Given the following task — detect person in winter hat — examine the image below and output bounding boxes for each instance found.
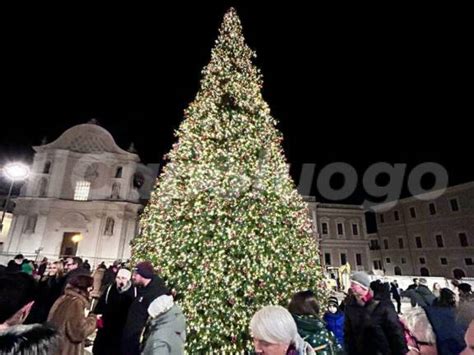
[93,268,137,355]
[250,305,316,355]
[288,291,343,355]
[323,296,345,348]
[122,261,168,355]
[47,274,97,355]
[141,294,186,355]
[344,272,408,355]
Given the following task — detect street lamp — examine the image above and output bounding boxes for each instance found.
[0,162,30,232]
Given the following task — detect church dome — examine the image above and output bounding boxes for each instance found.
[34,122,137,158]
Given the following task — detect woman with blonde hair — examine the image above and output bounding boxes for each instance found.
[26,260,66,324]
[250,305,315,355]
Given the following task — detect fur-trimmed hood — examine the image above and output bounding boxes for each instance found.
[0,323,60,354]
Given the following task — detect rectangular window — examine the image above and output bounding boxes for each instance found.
[459,233,468,247]
[321,223,328,235]
[380,214,385,223]
[23,215,37,233]
[416,237,422,248]
[340,253,347,265]
[465,258,473,266]
[429,203,437,215]
[386,257,391,264]
[352,224,359,236]
[436,234,444,248]
[401,257,406,264]
[394,211,400,221]
[398,238,404,249]
[74,181,91,201]
[419,257,426,264]
[409,207,417,219]
[384,239,389,250]
[370,240,380,250]
[356,253,362,266]
[440,258,448,265]
[450,198,459,212]
[325,253,331,265]
[337,223,344,236]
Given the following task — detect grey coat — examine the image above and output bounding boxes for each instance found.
[141,304,186,355]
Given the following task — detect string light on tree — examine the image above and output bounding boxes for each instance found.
[131,8,326,353]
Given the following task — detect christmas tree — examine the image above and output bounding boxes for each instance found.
[132,8,325,353]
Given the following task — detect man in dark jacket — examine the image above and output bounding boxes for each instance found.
[390,280,402,314]
[37,257,48,277]
[407,278,419,290]
[345,272,408,355]
[415,278,436,307]
[0,272,60,354]
[122,261,169,355]
[62,256,90,292]
[6,254,24,272]
[93,268,137,355]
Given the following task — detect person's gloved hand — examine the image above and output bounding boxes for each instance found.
[96,315,104,329]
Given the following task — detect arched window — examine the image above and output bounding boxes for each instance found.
[38,178,48,197]
[43,161,51,174]
[420,267,430,276]
[104,217,115,236]
[394,266,402,275]
[453,268,466,280]
[133,172,145,189]
[115,167,123,178]
[111,182,120,199]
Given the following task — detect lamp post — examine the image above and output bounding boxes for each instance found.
[0,163,30,232]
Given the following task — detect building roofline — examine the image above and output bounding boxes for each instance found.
[302,196,364,211]
[368,181,474,212]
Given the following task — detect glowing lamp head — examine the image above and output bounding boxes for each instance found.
[71,234,83,243]
[4,163,30,181]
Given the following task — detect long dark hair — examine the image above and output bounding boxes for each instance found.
[288,290,320,316]
[435,288,456,307]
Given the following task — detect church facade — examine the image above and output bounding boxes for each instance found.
[2,121,155,266]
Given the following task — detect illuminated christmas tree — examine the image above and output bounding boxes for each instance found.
[132,8,325,353]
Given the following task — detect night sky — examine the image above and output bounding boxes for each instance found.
[1,3,471,208]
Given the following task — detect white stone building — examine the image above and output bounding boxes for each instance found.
[305,197,371,272]
[1,121,155,266]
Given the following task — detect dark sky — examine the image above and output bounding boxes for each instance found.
[1,3,472,207]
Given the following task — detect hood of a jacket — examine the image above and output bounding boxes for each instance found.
[148,295,174,318]
[292,314,326,332]
[117,280,133,294]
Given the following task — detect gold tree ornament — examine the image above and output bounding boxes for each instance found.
[131,7,326,352]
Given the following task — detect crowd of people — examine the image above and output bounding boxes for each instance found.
[0,255,184,355]
[1,254,473,355]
